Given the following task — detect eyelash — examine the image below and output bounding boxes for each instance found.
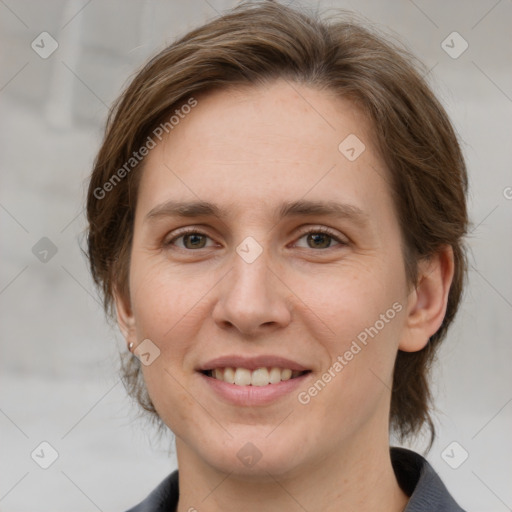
[164,226,348,251]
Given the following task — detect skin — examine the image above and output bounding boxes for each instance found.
[116,80,454,512]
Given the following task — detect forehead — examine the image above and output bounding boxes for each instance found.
[136,80,392,223]
[167,81,375,167]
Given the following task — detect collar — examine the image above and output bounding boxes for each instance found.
[126,447,466,512]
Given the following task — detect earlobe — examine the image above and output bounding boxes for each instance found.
[113,286,136,346]
[399,245,455,353]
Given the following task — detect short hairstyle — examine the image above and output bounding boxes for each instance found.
[86,0,468,444]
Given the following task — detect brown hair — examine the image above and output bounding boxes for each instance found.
[86,0,468,444]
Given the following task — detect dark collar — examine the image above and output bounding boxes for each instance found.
[391,447,465,511]
[126,447,465,512]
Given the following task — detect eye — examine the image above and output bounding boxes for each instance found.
[294,227,347,250]
[166,229,216,250]
[164,227,347,252]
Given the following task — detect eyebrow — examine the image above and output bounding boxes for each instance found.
[145,199,369,226]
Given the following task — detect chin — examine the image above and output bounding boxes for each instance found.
[210,450,303,481]
[195,430,310,480]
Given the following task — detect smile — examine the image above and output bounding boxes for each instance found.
[202,367,309,386]
[197,355,312,405]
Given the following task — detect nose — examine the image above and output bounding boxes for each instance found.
[212,249,292,337]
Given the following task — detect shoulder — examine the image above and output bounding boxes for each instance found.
[391,447,467,512]
[124,470,179,512]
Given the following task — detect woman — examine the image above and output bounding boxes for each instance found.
[86,2,468,511]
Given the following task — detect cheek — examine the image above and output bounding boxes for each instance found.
[129,254,217,344]
[292,259,406,411]
[141,359,203,438]
[292,255,405,345]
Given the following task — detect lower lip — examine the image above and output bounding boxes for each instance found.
[199,372,311,406]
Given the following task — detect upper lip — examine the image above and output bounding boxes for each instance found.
[198,355,310,372]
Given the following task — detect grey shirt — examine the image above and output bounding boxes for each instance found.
[126,447,466,511]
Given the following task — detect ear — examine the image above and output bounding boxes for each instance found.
[113,285,137,347]
[399,245,455,352]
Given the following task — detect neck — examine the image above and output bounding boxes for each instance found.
[175,437,408,512]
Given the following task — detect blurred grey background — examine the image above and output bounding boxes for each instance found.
[1,0,511,510]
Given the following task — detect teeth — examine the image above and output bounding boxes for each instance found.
[281,368,292,381]
[209,367,304,386]
[234,368,252,386]
[223,367,235,384]
[269,367,282,384]
[251,368,269,386]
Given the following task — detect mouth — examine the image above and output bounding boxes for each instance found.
[201,367,311,386]
[197,355,312,405]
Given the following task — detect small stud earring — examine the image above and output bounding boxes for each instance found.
[128,342,134,352]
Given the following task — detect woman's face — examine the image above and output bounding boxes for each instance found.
[119,80,417,477]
